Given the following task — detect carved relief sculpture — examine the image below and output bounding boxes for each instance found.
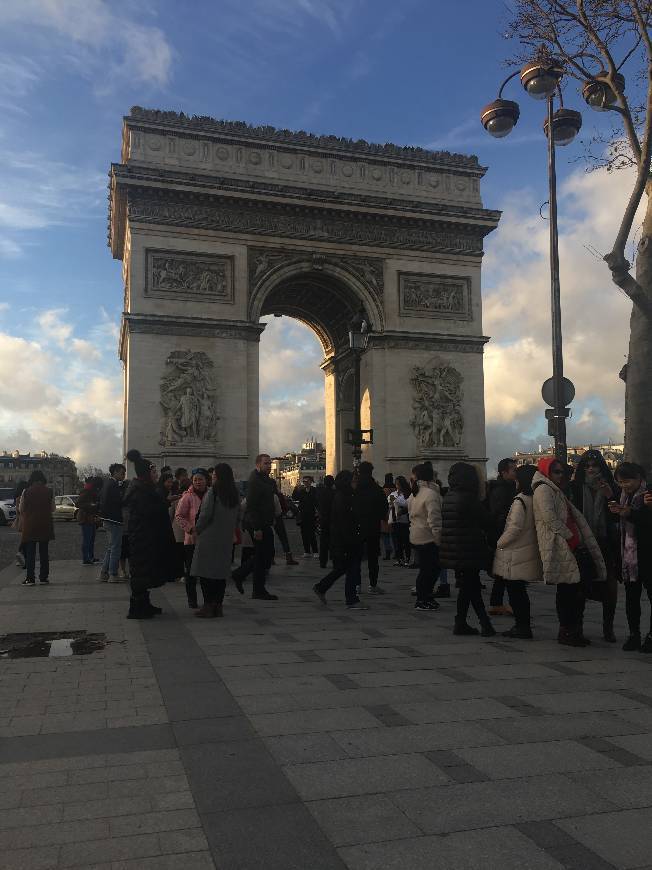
[147,250,233,302]
[400,273,471,320]
[248,246,384,297]
[160,350,218,446]
[410,363,464,450]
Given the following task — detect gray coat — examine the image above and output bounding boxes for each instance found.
[190,488,240,580]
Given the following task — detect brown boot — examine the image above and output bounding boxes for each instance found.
[195,603,218,618]
[285,552,299,566]
[558,626,587,647]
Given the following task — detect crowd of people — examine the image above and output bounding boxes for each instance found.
[11,447,652,651]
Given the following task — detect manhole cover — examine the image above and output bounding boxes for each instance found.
[0,631,109,659]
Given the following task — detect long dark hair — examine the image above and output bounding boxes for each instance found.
[395,475,411,499]
[213,463,239,508]
[334,469,353,491]
[27,470,46,486]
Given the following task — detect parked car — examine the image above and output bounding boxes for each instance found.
[54,495,79,522]
[0,488,16,526]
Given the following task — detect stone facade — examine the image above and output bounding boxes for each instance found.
[108,108,500,480]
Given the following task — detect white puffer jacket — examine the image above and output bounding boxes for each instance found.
[532,471,606,586]
[408,481,442,546]
[492,494,543,582]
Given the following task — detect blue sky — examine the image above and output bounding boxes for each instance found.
[0,0,636,468]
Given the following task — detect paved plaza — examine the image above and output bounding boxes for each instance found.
[1,552,652,870]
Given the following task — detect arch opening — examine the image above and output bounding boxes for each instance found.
[257,269,373,475]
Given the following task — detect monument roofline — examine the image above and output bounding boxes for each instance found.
[126,107,485,174]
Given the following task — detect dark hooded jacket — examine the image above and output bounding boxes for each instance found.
[124,478,176,581]
[440,462,493,572]
[487,476,517,545]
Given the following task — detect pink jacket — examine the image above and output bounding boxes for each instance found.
[175,488,203,545]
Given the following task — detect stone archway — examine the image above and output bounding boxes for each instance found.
[109,108,500,481]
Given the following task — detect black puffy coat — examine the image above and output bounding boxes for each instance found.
[330,488,361,560]
[317,484,335,530]
[440,463,492,573]
[124,479,176,581]
[487,477,517,545]
[353,476,388,539]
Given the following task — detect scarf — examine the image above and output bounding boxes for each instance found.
[581,472,607,539]
[621,483,646,583]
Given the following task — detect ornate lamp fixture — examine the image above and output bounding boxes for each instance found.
[520,54,565,100]
[582,70,625,111]
[543,107,583,145]
[348,307,369,352]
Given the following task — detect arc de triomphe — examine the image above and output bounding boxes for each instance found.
[108,108,499,480]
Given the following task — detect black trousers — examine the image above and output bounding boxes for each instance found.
[625,580,652,635]
[490,576,506,607]
[361,534,380,586]
[413,542,439,604]
[555,582,586,628]
[506,580,531,627]
[130,575,166,596]
[274,516,291,554]
[199,577,226,605]
[455,570,490,625]
[319,531,330,568]
[300,522,318,554]
[234,527,274,594]
[316,555,360,605]
[183,544,198,606]
[392,524,411,563]
[24,541,49,581]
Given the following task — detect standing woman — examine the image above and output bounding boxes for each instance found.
[440,462,495,637]
[13,480,28,569]
[175,469,209,608]
[191,463,241,618]
[493,464,541,639]
[408,464,442,611]
[569,449,620,642]
[20,471,55,585]
[391,477,412,567]
[123,450,175,618]
[533,457,606,646]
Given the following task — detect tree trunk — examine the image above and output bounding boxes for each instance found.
[624,191,652,475]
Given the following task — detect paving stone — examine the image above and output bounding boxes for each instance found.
[331,721,504,757]
[201,803,347,870]
[58,833,161,867]
[556,808,652,869]
[605,732,652,762]
[249,706,382,737]
[338,825,564,870]
[0,818,109,850]
[521,691,647,714]
[264,733,351,765]
[569,765,652,809]
[109,808,200,836]
[0,845,61,870]
[397,697,521,724]
[112,853,216,870]
[392,773,618,833]
[483,711,648,744]
[283,754,450,800]
[306,794,422,846]
[458,739,620,779]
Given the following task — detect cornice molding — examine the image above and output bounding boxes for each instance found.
[122,313,264,341]
[127,107,483,172]
[368,331,489,353]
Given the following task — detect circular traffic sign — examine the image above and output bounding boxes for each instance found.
[541,376,575,407]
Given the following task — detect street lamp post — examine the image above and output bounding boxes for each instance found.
[481,49,587,465]
[347,308,372,468]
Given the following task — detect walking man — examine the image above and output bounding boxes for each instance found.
[354,462,389,594]
[99,463,126,583]
[233,454,278,601]
[296,475,319,557]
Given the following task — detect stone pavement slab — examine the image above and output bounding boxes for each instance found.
[1,556,652,868]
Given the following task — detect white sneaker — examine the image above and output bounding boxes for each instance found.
[368,586,386,595]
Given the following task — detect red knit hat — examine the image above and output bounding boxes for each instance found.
[537,456,557,479]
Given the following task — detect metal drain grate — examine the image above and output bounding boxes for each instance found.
[0,631,108,658]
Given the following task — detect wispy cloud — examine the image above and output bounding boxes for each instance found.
[0,0,173,88]
[0,147,105,257]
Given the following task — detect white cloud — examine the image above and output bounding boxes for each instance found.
[0,0,172,87]
[37,309,73,347]
[71,338,101,362]
[483,163,641,465]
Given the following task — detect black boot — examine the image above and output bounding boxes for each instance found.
[143,592,162,616]
[453,619,479,636]
[127,595,154,620]
[502,624,533,639]
[623,632,641,651]
[480,620,497,638]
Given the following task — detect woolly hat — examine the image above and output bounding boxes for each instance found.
[537,456,557,479]
[126,449,154,480]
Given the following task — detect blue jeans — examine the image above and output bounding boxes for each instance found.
[81,523,96,563]
[101,521,123,576]
[381,532,393,556]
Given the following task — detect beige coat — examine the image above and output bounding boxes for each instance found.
[408,481,442,546]
[532,471,606,585]
[493,494,543,582]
